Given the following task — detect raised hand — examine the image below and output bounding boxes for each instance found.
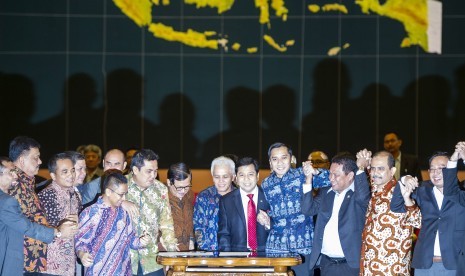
[356,149,372,170]
[302,161,319,176]
[399,175,418,206]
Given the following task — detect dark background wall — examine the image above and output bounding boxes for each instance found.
[1,0,464,168]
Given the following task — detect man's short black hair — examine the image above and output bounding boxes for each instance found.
[103,170,127,190]
[331,152,357,175]
[9,136,40,162]
[235,157,259,173]
[130,149,159,170]
[48,152,73,174]
[428,151,449,167]
[64,151,85,164]
[267,142,292,159]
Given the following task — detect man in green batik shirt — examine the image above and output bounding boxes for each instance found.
[126,149,178,276]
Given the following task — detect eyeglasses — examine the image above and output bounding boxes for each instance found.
[172,184,192,192]
[109,188,128,198]
[428,167,445,174]
[310,160,329,165]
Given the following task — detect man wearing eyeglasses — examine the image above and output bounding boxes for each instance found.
[126,149,178,276]
[391,141,465,276]
[308,150,330,170]
[75,171,150,275]
[166,162,195,251]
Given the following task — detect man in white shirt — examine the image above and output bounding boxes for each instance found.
[301,150,371,275]
[218,157,270,252]
[391,141,465,276]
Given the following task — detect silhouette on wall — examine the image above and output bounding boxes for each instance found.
[341,83,403,154]
[201,86,261,167]
[262,84,299,164]
[29,73,104,162]
[301,58,352,159]
[402,75,451,164]
[453,64,465,141]
[105,68,143,151]
[144,92,199,168]
[0,73,36,156]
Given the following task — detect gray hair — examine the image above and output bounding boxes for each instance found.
[210,156,235,175]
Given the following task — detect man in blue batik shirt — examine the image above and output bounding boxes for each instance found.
[261,142,331,276]
[193,156,236,251]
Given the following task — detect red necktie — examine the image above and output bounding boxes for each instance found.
[247,194,258,251]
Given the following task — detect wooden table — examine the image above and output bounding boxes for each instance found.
[157,252,301,276]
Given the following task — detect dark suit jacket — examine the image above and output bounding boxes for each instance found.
[0,190,54,276]
[442,166,465,274]
[401,153,422,181]
[391,167,465,270]
[301,171,370,269]
[218,187,270,251]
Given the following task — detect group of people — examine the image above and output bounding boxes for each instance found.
[0,134,464,276]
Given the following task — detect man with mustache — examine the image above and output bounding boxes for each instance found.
[0,156,76,275]
[360,151,421,275]
[8,136,52,275]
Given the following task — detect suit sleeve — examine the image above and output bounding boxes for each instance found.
[217,198,231,251]
[0,196,54,243]
[354,171,371,212]
[391,181,421,213]
[301,188,322,217]
[443,167,465,206]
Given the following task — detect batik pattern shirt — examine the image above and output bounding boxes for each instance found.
[126,175,177,275]
[261,167,331,254]
[168,189,194,251]
[38,182,82,276]
[75,197,141,276]
[360,179,421,276]
[8,169,49,273]
[194,185,236,251]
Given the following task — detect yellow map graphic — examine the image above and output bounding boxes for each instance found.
[356,0,429,52]
[113,0,441,54]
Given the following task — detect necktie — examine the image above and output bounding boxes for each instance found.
[247,194,258,251]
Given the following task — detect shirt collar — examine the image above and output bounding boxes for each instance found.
[327,181,355,195]
[239,186,259,198]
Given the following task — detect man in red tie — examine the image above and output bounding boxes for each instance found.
[218,157,270,252]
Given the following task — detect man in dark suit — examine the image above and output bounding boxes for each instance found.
[447,147,465,275]
[218,157,270,252]
[391,141,465,276]
[0,157,76,275]
[384,132,422,180]
[301,150,371,275]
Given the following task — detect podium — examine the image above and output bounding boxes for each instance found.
[157,252,301,276]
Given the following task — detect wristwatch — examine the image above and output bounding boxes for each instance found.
[55,229,62,238]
